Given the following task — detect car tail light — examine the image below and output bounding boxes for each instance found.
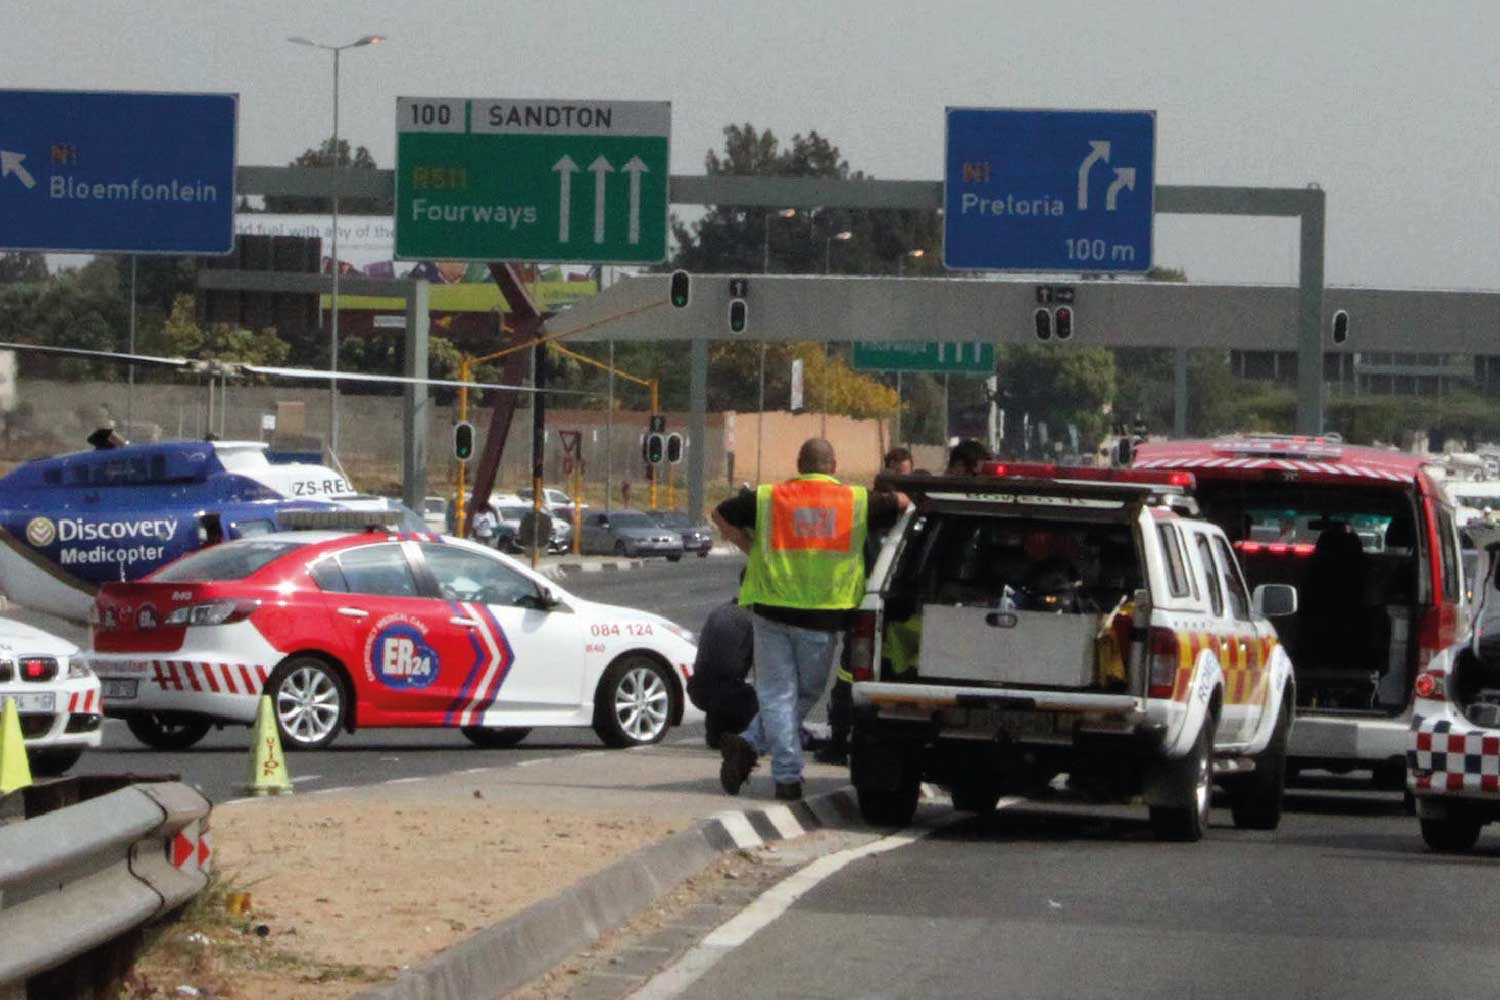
[1147,627,1180,699]
[1234,541,1316,557]
[1414,669,1447,700]
[164,599,260,627]
[21,657,57,682]
[1416,605,1455,671]
[847,610,877,682]
[978,462,1194,489]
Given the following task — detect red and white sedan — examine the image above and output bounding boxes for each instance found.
[87,531,701,751]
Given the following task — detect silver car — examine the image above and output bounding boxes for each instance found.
[582,509,685,560]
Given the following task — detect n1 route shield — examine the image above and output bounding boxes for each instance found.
[943,107,1155,274]
[0,89,237,254]
[395,97,670,265]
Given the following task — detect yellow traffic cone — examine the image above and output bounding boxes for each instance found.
[243,695,292,796]
[0,696,33,795]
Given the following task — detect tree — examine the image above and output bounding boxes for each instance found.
[264,138,383,214]
[0,253,46,284]
[997,345,1116,455]
[143,295,291,371]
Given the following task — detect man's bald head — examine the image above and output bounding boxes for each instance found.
[796,438,837,475]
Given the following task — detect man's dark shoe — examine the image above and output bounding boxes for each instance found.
[774,782,803,801]
[719,733,758,796]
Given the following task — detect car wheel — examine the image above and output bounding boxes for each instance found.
[852,737,921,827]
[1149,717,1214,842]
[267,657,347,751]
[29,747,84,776]
[697,549,709,558]
[125,712,212,750]
[667,554,683,563]
[460,726,532,749]
[1229,696,1290,831]
[1421,814,1483,852]
[593,656,673,747]
[614,541,630,557]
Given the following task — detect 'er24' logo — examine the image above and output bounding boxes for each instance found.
[370,622,440,690]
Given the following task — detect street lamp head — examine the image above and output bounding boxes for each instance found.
[833,230,853,241]
[354,34,384,46]
[906,248,926,259]
[287,35,318,47]
[777,208,798,218]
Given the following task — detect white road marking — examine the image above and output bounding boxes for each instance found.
[384,776,425,785]
[290,774,322,784]
[311,786,351,795]
[626,799,1019,1000]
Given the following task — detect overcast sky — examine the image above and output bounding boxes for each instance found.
[2,1,1494,289]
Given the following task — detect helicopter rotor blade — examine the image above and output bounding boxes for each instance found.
[0,341,194,369]
[242,363,598,397]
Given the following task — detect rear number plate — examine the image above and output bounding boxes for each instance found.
[991,709,1060,739]
[9,692,55,712]
[101,679,137,700]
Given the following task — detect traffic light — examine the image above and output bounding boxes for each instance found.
[1033,307,1053,341]
[670,270,691,308]
[1331,309,1349,345]
[452,421,475,463]
[646,433,665,464]
[666,433,684,464]
[1054,306,1074,341]
[728,298,748,334]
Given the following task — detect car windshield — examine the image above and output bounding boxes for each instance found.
[611,513,655,529]
[654,512,689,527]
[498,506,530,519]
[153,539,306,582]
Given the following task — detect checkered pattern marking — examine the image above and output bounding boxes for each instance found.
[1409,715,1500,793]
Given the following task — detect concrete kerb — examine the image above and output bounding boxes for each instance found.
[348,788,858,1000]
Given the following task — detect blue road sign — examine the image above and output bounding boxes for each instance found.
[0,90,237,254]
[944,108,1154,273]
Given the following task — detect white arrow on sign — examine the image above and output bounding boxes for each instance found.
[622,156,649,245]
[552,155,579,243]
[1105,166,1136,212]
[0,151,36,190]
[589,155,614,244]
[1076,140,1110,211]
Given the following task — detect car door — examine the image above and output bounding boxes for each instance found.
[1212,535,1266,744]
[1186,528,1242,744]
[415,542,587,721]
[585,513,610,554]
[309,541,474,726]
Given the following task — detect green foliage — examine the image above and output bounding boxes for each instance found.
[143,295,291,371]
[998,345,1116,451]
[0,258,125,378]
[0,252,47,284]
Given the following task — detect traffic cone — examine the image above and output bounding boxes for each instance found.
[242,695,292,796]
[0,696,33,795]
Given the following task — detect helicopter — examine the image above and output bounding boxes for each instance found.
[0,340,581,622]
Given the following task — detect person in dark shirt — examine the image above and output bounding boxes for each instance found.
[712,440,908,799]
[687,588,757,749]
[946,438,992,475]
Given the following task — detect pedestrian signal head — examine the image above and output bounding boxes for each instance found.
[670,270,691,309]
[453,422,475,463]
[728,298,748,334]
[1033,307,1053,341]
[666,433,684,464]
[646,433,665,464]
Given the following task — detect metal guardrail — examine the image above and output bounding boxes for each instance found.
[0,781,212,988]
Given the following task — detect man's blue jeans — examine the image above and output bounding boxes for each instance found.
[742,613,840,785]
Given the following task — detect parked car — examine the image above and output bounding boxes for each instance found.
[648,509,714,557]
[0,618,102,775]
[420,496,449,534]
[850,463,1296,840]
[581,509,685,560]
[88,533,701,751]
[495,501,569,553]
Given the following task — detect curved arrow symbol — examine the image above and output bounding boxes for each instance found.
[1,151,36,190]
[589,155,614,244]
[1105,167,1136,212]
[552,155,579,243]
[622,156,649,245]
[1076,140,1110,211]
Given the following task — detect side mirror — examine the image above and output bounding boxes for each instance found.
[531,585,561,611]
[1252,583,1298,618]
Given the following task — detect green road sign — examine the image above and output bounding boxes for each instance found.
[851,341,995,374]
[395,97,670,264]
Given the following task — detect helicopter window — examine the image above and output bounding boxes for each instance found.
[232,519,275,538]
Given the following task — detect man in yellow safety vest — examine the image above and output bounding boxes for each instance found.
[712,439,909,800]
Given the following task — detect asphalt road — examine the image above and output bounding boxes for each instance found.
[71,556,746,803]
[654,780,1497,1000]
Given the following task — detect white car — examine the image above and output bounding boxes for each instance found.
[0,618,102,774]
[87,532,701,751]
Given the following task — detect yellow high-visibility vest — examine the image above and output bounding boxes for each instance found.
[739,474,869,612]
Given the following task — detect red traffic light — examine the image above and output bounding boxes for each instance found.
[1054,306,1074,340]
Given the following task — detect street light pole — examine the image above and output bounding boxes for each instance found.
[288,32,384,462]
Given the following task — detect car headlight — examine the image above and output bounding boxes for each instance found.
[661,621,696,645]
[67,658,93,679]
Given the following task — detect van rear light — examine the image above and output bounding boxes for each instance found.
[977,462,1195,490]
[1147,627,1180,699]
[1234,541,1316,557]
[164,599,260,627]
[1416,606,1455,671]
[1414,670,1447,700]
[848,610,877,682]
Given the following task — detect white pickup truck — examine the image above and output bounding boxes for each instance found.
[848,464,1297,841]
